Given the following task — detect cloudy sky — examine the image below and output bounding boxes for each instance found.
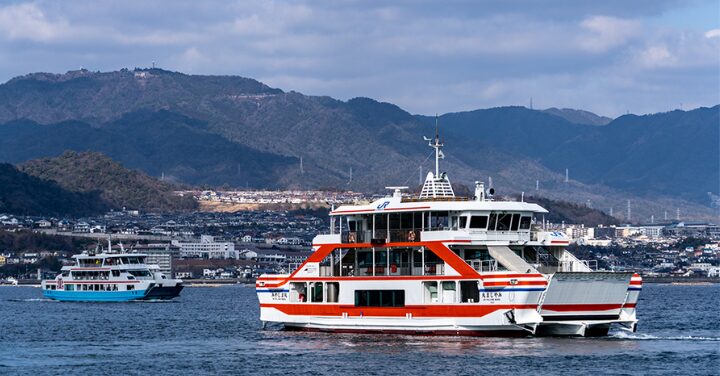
[0,0,717,117]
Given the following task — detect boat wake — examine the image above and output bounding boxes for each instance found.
[608,331,720,342]
[6,298,55,302]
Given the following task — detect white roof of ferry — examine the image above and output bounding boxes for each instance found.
[331,196,548,216]
[73,252,148,259]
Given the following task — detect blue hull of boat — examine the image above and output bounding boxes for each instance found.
[43,289,151,302]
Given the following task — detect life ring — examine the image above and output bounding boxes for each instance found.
[57,278,63,290]
[407,231,416,241]
[391,263,397,273]
[298,293,306,302]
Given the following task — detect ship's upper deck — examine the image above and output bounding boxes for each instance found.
[331,195,548,216]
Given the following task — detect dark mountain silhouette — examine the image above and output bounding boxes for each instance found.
[20,151,198,213]
[0,163,109,216]
[0,69,716,220]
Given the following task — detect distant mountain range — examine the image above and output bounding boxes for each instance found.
[0,68,717,221]
[0,151,196,216]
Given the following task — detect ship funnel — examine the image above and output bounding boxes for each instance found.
[486,187,495,199]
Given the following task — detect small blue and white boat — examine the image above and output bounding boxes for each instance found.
[41,251,183,302]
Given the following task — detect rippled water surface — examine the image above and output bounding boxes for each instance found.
[0,284,718,375]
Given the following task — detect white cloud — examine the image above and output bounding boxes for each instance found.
[0,3,72,42]
[0,0,717,117]
[578,16,642,53]
[637,45,676,67]
[705,28,720,38]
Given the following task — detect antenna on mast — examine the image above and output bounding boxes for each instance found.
[420,115,454,198]
[423,113,444,178]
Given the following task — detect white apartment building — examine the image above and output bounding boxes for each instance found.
[132,243,180,277]
[173,235,238,260]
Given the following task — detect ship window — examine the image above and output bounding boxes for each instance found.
[127,285,134,291]
[519,216,532,230]
[510,214,520,231]
[128,270,151,277]
[459,216,468,229]
[441,281,456,303]
[66,284,74,291]
[497,213,512,231]
[290,282,307,302]
[326,282,339,303]
[310,282,324,302]
[354,290,405,307]
[460,281,480,303]
[112,270,120,277]
[423,281,438,303]
[488,213,498,231]
[469,216,488,229]
[61,272,69,277]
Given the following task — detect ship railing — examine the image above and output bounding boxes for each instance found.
[341,230,421,244]
[466,259,498,273]
[342,231,371,243]
[389,229,420,243]
[558,260,598,272]
[422,262,444,275]
[402,197,471,202]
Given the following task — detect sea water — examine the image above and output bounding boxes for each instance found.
[0,284,717,375]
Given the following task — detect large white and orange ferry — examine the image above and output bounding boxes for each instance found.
[256,129,641,337]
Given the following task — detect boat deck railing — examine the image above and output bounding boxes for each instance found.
[401,196,471,203]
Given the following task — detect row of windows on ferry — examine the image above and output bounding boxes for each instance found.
[65,270,152,280]
[77,257,145,267]
[333,212,533,243]
[45,284,136,291]
[309,246,505,277]
[287,281,482,306]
